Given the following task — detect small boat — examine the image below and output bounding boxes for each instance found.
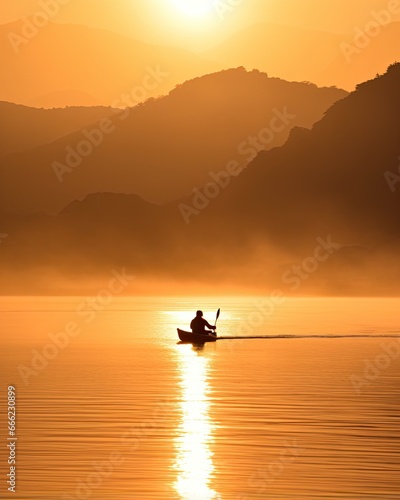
[177,328,217,344]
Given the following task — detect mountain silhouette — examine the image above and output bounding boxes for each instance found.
[1,66,399,295]
[0,68,346,214]
[188,64,400,293]
[205,63,400,243]
[0,101,115,156]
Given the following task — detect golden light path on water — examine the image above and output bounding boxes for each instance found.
[174,344,219,500]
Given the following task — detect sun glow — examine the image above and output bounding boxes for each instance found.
[171,0,215,19]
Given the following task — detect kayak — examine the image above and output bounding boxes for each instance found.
[177,328,217,343]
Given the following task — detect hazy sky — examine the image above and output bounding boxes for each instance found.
[1,0,396,50]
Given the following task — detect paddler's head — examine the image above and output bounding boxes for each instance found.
[196,310,203,317]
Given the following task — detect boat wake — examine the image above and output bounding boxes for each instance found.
[217,334,400,340]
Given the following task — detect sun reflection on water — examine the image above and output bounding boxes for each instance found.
[174,345,219,500]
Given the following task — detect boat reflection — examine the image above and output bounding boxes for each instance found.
[174,344,219,500]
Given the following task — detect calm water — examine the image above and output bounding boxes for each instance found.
[1,297,399,499]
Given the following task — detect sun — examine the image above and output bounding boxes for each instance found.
[171,0,215,19]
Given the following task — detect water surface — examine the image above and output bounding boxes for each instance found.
[1,297,399,499]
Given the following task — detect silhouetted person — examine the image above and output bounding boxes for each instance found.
[190,310,216,334]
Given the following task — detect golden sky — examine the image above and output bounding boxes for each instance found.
[1,0,396,50]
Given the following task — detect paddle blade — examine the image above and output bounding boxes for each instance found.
[215,308,221,326]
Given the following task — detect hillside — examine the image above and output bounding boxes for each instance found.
[207,64,400,241]
[193,64,400,292]
[0,68,346,214]
[0,64,400,295]
[2,65,399,295]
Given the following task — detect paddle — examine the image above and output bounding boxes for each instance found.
[214,308,220,330]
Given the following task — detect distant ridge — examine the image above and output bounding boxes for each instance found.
[0,21,218,107]
[1,66,399,295]
[0,68,346,213]
[205,22,400,90]
[0,101,115,156]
